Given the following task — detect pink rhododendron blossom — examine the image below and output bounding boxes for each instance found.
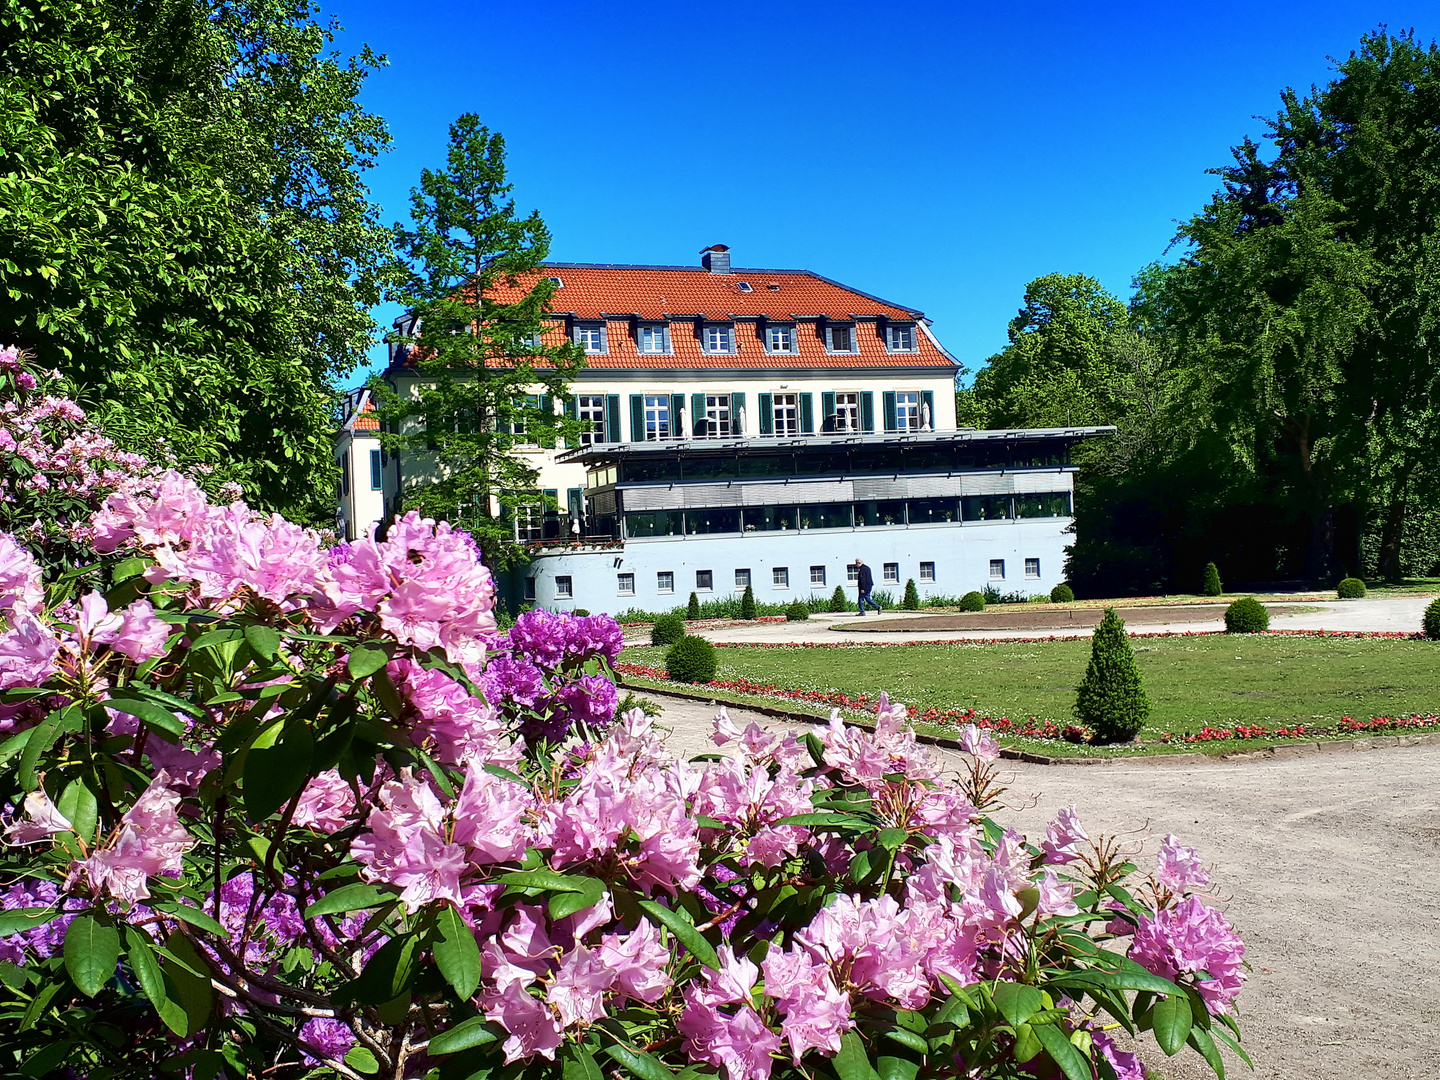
[387,657,515,768]
[352,770,468,910]
[0,533,44,617]
[762,946,853,1060]
[0,610,60,692]
[293,770,358,833]
[693,759,814,867]
[482,979,564,1062]
[451,763,535,864]
[1092,1031,1145,1080]
[1156,833,1211,893]
[102,599,171,661]
[1129,895,1246,1014]
[1036,869,1080,917]
[1041,806,1089,865]
[3,790,73,845]
[67,771,194,905]
[820,697,938,786]
[599,918,672,1004]
[681,947,781,1080]
[958,722,1001,762]
[547,944,612,1027]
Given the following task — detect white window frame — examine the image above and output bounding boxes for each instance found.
[575,323,607,354]
[919,561,936,583]
[989,559,1005,580]
[643,395,671,441]
[772,392,799,437]
[826,324,855,353]
[846,563,859,584]
[1025,558,1041,579]
[657,571,675,593]
[696,569,714,592]
[513,503,542,542]
[617,573,636,596]
[705,394,732,438]
[810,565,826,587]
[577,395,607,445]
[833,391,859,433]
[886,324,917,352]
[735,568,751,589]
[896,391,921,432]
[555,575,574,599]
[766,325,795,353]
[883,562,899,583]
[773,566,789,589]
[703,325,734,354]
[638,325,670,354]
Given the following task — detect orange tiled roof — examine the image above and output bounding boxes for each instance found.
[342,391,380,431]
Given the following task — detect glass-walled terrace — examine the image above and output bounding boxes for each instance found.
[606,441,1070,485]
[618,491,1072,539]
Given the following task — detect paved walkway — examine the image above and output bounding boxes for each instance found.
[673,595,1434,645]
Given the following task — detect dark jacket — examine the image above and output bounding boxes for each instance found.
[856,563,874,592]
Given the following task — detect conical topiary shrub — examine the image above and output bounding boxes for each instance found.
[687,591,701,619]
[1424,597,1440,640]
[902,578,921,610]
[829,585,848,612]
[1074,607,1150,744]
[1202,561,1223,597]
[739,584,756,620]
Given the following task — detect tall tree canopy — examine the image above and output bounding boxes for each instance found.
[0,0,393,521]
[373,114,584,568]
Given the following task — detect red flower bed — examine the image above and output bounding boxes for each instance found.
[707,628,1427,649]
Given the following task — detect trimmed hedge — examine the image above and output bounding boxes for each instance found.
[1074,608,1150,744]
[959,591,986,612]
[1224,596,1269,633]
[1424,597,1440,640]
[1049,583,1075,604]
[786,600,811,622]
[650,613,686,646]
[1337,577,1367,599]
[1202,561,1223,597]
[665,635,717,684]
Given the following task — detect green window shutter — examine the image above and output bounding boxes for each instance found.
[567,487,584,520]
[799,393,814,434]
[759,393,773,435]
[821,392,836,432]
[630,395,644,441]
[883,391,897,432]
[671,394,685,437]
[606,394,621,443]
[861,391,875,432]
[564,395,578,421]
[730,392,746,435]
[691,393,707,437]
[539,395,556,448]
[921,390,935,430]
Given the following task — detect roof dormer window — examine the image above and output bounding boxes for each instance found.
[886,324,917,352]
[827,324,856,353]
[766,325,796,354]
[702,325,735,354]
[548,276,564,288]
[638,324,671,355]
[574,322,607,354]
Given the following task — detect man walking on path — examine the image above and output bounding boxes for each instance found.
[855,557,881,616]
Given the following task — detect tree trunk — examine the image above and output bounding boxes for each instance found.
[1376,459,1415,582]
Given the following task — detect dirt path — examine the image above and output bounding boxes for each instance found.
[647,692,1440,1080]
[833,604,1312,633]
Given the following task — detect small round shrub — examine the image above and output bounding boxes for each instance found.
[959,590,986,612]
[665,635,717,684]
[829,585,848,612]
[1423,597,1440,640]
[786,600,810,621]
[1224,596,1269,634]
[739,584,756,620]
[686,592,701,619]
[1074,608,1150,744]
[902,578,921,610]
[1050,583,1075,604]
[573,608,590,617]
[650,612,686,646]
[1202,561,1223,597]
[1337,577,1367,599]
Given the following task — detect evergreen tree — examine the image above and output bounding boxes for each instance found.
[739,584,756,619]
[829,585,848,612]
[375,114,584,566]
[687,591,701,619]
[902,579,921,610]
[1074,608,1150,743]
[1202,561,1223,596]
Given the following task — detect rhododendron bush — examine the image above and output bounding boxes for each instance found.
[0,349,1250,1079]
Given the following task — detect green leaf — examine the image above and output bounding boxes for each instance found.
[1033,1022,1093,1080]
[57,779,98,844]
[129,685,205,720]
[877,1054,920,1080]
[162,931,215,1036]
[152,901,226,937]
[0,908,55,936]
[602,1042,674,1080]
[498,868,595,894]
[347,643,391,679]
[1187,1026,1225,1078]
[882,1027,928,1055]
[876,828,909,851]
[434,906,481,1000]
[1211,1026,1253,1068]
[1012,1022,1043,1063]
[774,812,871,829]
[104,696,186,738]
[243,624,281,660]
[18,707,77,792]
[191,628,245,651]
[992,981,1045,1027]
[124,928,188,1035]
[833,1031,881,1080]
[336,933,421,1005]
[243,718,314,820]
[111,557,149,583]
[305,882,395,919]
[345,1047,380,1074]
[563,1044,603,1080]
[427,1015,502,1055]
[549,877,606,922]
[64,915,121,996]
[636,900,718,970]
[1152,992,1193,1056]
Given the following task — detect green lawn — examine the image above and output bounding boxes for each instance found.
[622,635,1440,751]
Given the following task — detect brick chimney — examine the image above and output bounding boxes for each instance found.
[700,244,731,274]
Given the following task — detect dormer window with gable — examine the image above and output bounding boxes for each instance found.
[766,325,796,354]
[886,324,917,352]
[702,325,735,354]
[638,324,671,355]
[574,323,607,354]
[827,324,856,353]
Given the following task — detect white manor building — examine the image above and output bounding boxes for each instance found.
[335,246,1111,614]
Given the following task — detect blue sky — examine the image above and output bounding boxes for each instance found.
[328,1,1440,383]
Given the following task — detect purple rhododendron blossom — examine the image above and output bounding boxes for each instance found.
[1130,895,1246,1014]
[299,1018,355,1064]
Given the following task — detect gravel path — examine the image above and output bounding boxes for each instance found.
[646,692,1440,1080]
